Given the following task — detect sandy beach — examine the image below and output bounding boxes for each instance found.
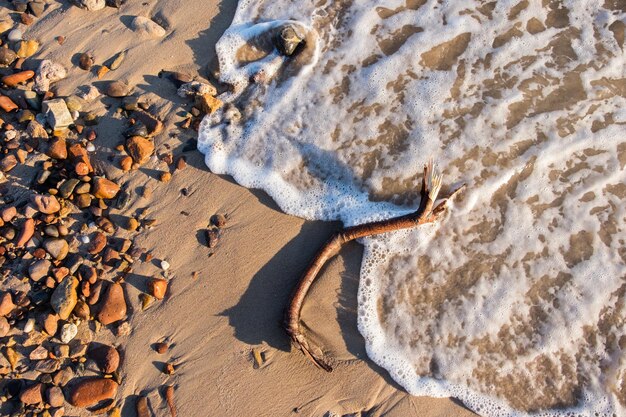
[0,0,476,415]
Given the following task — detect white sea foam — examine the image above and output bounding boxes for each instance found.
[198,0,626,415]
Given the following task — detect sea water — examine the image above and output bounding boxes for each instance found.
[197,0,626,415]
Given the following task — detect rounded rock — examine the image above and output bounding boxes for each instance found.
[105,80,130,98]
[44,238,69,260]
[60,323,78,344]
[20,383,43,405]
[50,277,78,320]
[33,194,60,214]
[97,282,126,325]
[88,343,120,373]
[68,378,118,407]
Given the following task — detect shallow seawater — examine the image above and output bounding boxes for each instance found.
[197,0,626,415]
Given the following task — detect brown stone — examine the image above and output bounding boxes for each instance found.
[32,194,60,214]
[154,342,168,354]
[88,343,120,373]
[68,378,118,407]
[16,218,34,247]
[50,276,78,320]
[148,278,167,300]
[88,232,107,254]
[135,111,163,136]
[97,282,126,325]
[160,172,171,183]
[46,386,64,407]
[125,136,154,165]
[20,382,43,405]
[68,143,93,173]
[0,96,18,112]
[42,313,58,336]
[92,177,120,199]
[46,137,67,159]
[2,70,35,87]
[78,53,93,71]
[0,316,9,337]
[195,94,223,115]
[1,206,16,222]
[73,299,90,320]
[0,292,15,316]
[0,154,17,172]
[136,396,149,417]
[119,156,133,171]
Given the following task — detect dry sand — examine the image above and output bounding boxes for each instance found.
[1,0,477,415]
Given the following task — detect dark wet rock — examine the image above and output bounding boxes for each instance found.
[276,25,305,56]
[88,343,120,373]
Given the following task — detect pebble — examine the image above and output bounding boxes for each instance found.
[136,396,150,417]
[148,278,167,300]
[16,218,35,247]
[43,99,73,130]
[88,343,120,373]
[29,259,51,281]
[34,60,67,93]
[125,136,154,165]
[7,29,22,42]
[206,229,220,248]
[19,383,43,405]
[33,194,60,214]
[212,214,227,228]
[0,317,9,337]
[97,282,126,325]
[105,80,130,97]
[92,177,120,199]
[77,85,100,101]
[131,16,167,37]
[1,206,16,222]
[16,40,39,58]
[60,322,78,344]
[29,1,46,17]
[30,345,48,360]
[0,96,18,112]
[0,154,17,172]
[59,178,80,198]
[23,317,35,332]
[50,276,78,320]
[0,292,15,316]
[160,172,172,183]
[109,50,126,70]
[46,137,68,159]
[35,359,60,373]
[79,52,94,70]
[73,299,90,319]
[47,386,64,407]
[43,313,58,336]
[160,260,170,271]
[196,94,223,115]
[44,238,70,260]
[120,155,132,171]
[77,0,106,10]
[88,232,107,254]
[135,111,164,136]
[68,378,118,407]
[2,70,34,87]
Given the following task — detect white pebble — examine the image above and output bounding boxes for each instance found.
[7,29,22,42]
[60,323,77,344]
[160,260,170,271]
[86,143,95,152]
[24,318,35,333]
[80,235,90,244]
[4,130,16,140]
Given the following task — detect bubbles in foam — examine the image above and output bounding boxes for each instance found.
[198,0,626,415]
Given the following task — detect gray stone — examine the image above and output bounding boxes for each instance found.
[60,323,77,344]
[177,81,217,98]
[43,238,69,260]
[130,16,166,37]
[42,99,73,130]
[29,259,51,281]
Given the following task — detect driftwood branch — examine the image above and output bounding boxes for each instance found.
[284,160,464,371]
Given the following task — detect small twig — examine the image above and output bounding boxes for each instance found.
[284,160,463,371]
